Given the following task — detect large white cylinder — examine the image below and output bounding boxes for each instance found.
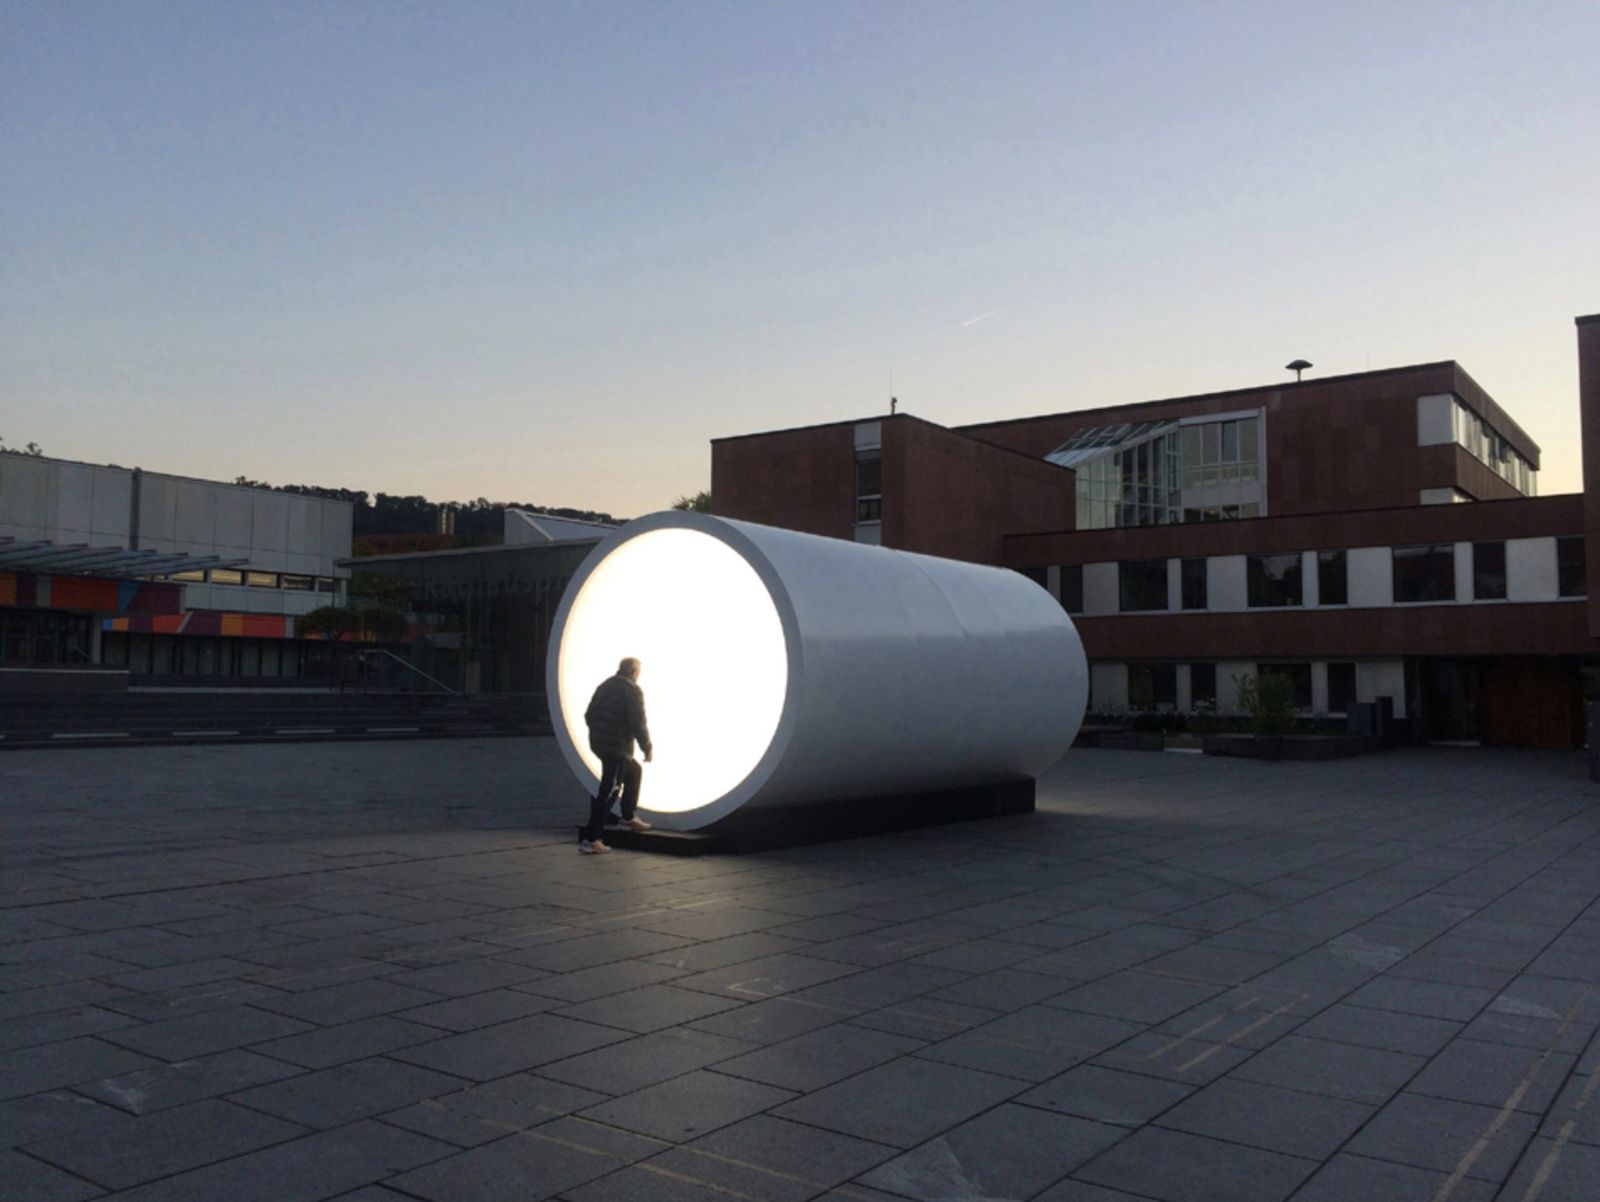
[547,511,1088,831]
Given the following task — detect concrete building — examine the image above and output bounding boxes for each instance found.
[710,314,1600,748]
[0,456,351,679]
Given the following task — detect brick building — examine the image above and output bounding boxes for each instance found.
[709,314,1600,748]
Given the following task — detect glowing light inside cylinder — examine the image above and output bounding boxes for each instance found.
[554,527,789,814]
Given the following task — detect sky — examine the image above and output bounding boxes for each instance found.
[4,1,1597,518]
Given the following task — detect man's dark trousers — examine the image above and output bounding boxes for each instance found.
[583,755,641,841]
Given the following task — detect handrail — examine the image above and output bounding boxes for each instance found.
[361,648,459,695]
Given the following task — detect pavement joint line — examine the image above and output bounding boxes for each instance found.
[1517,1046,1600,1202]
[1174,993,1306,1072]
[1138,1008,1239,1062]
[680,1146,843,1193]
[1431,986,1593,1202]
[636,1159,769,1201]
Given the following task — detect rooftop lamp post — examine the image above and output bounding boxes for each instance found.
[1285,358,1312,382]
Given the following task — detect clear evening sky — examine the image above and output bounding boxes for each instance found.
[4,1,1596,518]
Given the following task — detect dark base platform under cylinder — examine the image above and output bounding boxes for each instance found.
[589,778,1036,856]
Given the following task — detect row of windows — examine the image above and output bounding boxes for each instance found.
[101,631,306,677]
[1453,398,1536,494]
[1125,661,1356,713]
[158,568,339,592]
[1052,537,1586,613]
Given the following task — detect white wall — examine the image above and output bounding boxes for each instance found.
[1358,659,1408,719]
[1083,562,1119,615]
[1216,662,1255,711]
[1302,550,1320,607]
[0,456,134,546]
[1090,661,1128,711]
[1453,541,1474,603]
[1347,547,1393,607]
[1506,537,1558,602]
[1209,556,1247,612]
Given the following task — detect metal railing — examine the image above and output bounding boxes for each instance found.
[356,648,459,695]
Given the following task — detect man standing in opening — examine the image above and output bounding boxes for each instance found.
[579,656,654,854]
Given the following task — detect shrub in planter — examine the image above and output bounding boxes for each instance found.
[1235,672,1297,737]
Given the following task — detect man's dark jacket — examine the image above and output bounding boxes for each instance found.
[585,673,652,760]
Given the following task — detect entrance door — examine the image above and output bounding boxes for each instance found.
[1418,659,1481,743]
[1480,658,1583,749]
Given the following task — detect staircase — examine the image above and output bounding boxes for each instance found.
[0,687,552,750]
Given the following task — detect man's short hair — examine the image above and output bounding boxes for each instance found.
[618,656,641,676]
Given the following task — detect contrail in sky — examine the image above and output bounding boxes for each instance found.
[961,307,1005,327]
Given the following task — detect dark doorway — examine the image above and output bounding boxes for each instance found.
[1418,659,1481,743]
[1480,658,1584,749]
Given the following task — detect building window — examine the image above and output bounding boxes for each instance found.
[316,577,336,593]
[1248,553,1302,608]
[1473,541,1506,601]
[1181,558,1207,610]
[1558,537,1586,598]
[1016,566,1047,589]
[1129,663,1177,710]
[209,568,244,586]
[246,571,279,589]
[1261,662,1312,711]
[1059,565,1084,614]
[1191,663,1217,707]
[1119,559,1168,612]
[855,455,882,523]
[171,569,206,583]
[1393,544,1455,603]
[281,574,314,591]
[1317,550,1348,606]
[1327,662,1357,714]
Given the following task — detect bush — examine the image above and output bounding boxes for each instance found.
[1235,672,1297,736]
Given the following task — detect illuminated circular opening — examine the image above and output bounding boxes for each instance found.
[555,527,790,815]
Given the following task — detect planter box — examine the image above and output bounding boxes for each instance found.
[1203,733,1381,760]
[1095,732,1166,752]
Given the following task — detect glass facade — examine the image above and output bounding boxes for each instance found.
[1473,541,1507,601]
[1058,564,1084,614]
[1394,544,1456,603]
[1248,553,1303,608]
[1119,559,1168,612]
[1181,558,1207,610]
[1318,550,1348,606]
[1558,537,1586,598]
[1453,399,1537,494]
[1049,414,1264,530]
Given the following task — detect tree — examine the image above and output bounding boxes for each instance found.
[0,435,43,456]
[671,490,712,513]
[1235,671,1298,736]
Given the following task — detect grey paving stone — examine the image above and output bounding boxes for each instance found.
[1344,976,1496,1022]
[396,989,563,1032]
[1046,969,1226,1024]
[96,1004,313,1060]
[382,1074,610,1147]
[1016,1064,1195,1126]
[684,994,844,1044]
[1155,1077,1375,1160]
[1091,1030,1255,1085]
[1232,1033,1427,1104]
[383,957,551,996]
[23,1096,305,1189]
[1495,1136,1600,1202]
[1292,1001,1462,1055]
[539,1027,757,1096]
[1345,1091,1539,1184]
[74,1047,304,1113]
[669,953,864,1000]
[787,961,966,1012]
[251,1015,444,1068]
[1076,1126,1317,1202]
[556,983,747,1034]
[228,1057,468,1127]
[861,1102,1125,1200]
[1407,1036,1577,1113]
[907,938,1043,973]
[252,978,444,1025]
[643,1114,894,1202]
[496,929,691,973]
[0,1147,102,1202]
[1033,1180,1159,1202]
[715,1022,922,1092]
[848,997,1002,1041]
[99,1118,455,1202]
[0,980,139,1023]
[0,1004,140,1053]
[1286,1152,1497,1202]
[924,967,1076,1010]
[0,1089,131,1145]
[391,1012,629,1080]
[919,1004,1143,1082]
[578,1069,795,1142]
[521,960,687,1004]
[639,931,812,973]
[0,1036,160,1101]
[774,1056,1021,1148]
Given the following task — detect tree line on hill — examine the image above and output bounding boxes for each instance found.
[231,479,618,539]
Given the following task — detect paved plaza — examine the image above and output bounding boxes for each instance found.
[3,739,1599,1202]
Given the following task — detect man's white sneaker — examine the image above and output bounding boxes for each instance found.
[624,817,652,831]
[578,840,613,855]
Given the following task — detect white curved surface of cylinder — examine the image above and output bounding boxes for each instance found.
[547,511,1088,831]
